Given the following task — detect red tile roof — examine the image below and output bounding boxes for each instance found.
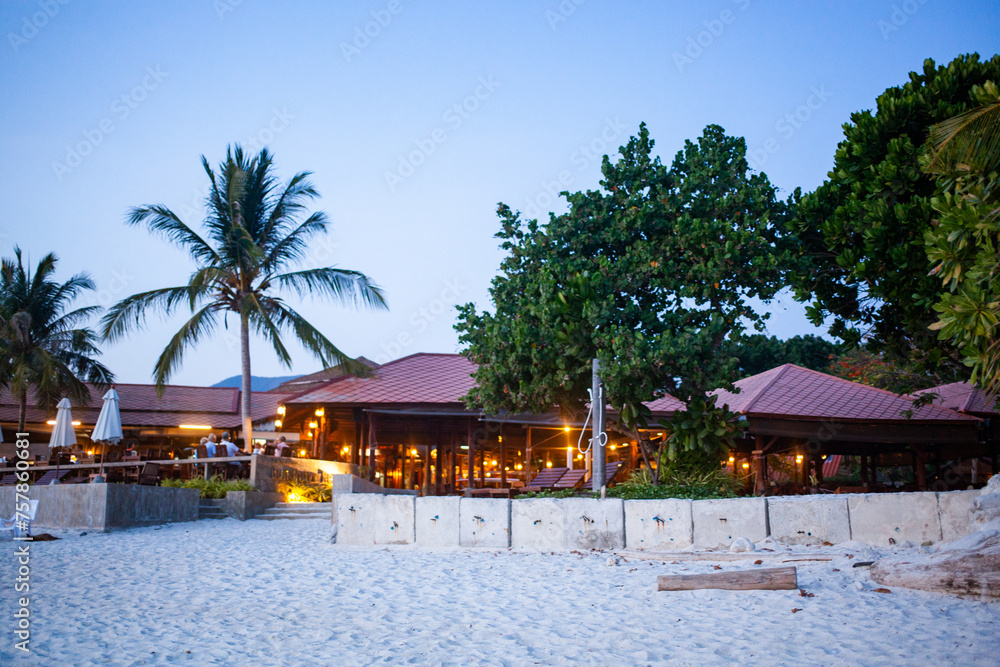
[913,381,999,415]
[0,384,292,429]
[288,353,478,406]
[713,364,978,423]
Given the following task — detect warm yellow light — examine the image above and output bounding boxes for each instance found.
[375,471,381,478]
[179,424,212,430]
[563,426,570,432]
[515,464,523,470]
[657,432,664,437]
[821,455,828,460]
[277,405,286,416]
[504,466,510,471]
[741,462,750,469]
[729,456,735,463]
[315,407,324,417]
[498,435,503,443]
[308,421,318,429]
[274,419,283,428]
[411,448,418,456]
[287,492,303,503]
[87,450,93,456]
[299,449,307,457]
[485,472,491,477]
[795,455,803,463]
[609,444,616,450]
[546,461,552,468]
[491,460,498,466]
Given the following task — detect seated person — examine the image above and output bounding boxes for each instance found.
[273,436,290,457]
[205,434,218,457]
[219,432,240,457]
[252,443,264,455]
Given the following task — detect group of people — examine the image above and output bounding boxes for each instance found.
[196,433,291,458]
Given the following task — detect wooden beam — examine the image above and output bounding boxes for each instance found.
[500,430,507,488]
[467,419,476,489]
[657,567,798,592]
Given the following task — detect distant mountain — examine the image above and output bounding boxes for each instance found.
[212,374,302,392]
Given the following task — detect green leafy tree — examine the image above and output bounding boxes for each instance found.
[828,347,942,395]
[722,334,838,377]
[457,124,791,481]
[102,146,387,449]
[788,54,1000,372]
[0,248,114,431]
[924,80,1000,391]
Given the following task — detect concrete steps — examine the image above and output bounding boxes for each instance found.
[255,501,331,521]
[198,500,227,520]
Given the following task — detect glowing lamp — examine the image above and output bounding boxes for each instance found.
[315,408,324,417]
[546,461,552,468]
[308,421,318,429]
[274,419,283,428]
[277,405,286,415]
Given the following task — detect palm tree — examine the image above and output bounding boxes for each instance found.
[101,146,387,450]
[0,247,115,432]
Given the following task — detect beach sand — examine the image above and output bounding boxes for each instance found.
[2,518,997,666]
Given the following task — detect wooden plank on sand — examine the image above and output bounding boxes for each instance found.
[658,566,798,592]
[617,551,836,563]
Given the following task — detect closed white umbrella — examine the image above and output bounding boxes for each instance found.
[48,398,78,484]
[91,388,123,483]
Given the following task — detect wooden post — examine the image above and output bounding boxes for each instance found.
[367,412,377,482]
[914,446,927,491]
[525,427,532,484]
[753,442,766,496]
[450,437,458,494]
[435,441,442,497]
[479,436,486,488]
[814,453,824,485]
[657,567,798,592]
[860,451,869,487]
[500,432,507,488]
[352,408,362,466]
[467,419,476,489]
[423,444,432,495]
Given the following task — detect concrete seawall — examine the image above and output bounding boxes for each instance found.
[333,490,982,550]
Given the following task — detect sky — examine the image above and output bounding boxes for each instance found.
[2,0,998,386]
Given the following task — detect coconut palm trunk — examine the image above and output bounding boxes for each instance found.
[18,387,27,433]
[240,311,253,452]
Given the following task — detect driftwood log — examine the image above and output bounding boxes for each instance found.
[657,566,798,591]
[619,550,835,563]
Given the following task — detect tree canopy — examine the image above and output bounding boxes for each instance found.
[102,146,387,448]
[0,247,114,431]
[788,54,1000,372]
[722,334,838,378]
[457,124,791,466]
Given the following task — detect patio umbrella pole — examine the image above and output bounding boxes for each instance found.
[592,358,606,494]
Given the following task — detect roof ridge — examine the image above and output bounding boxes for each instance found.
[784,364,977,421]
[736,364,792,414]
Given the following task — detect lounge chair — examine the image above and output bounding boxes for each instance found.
[552,468,587,490]
[33,470,69,486]
[1,499,39,539]
[0,473,17,486]
[138,463,160,486]
[522,467,568,493]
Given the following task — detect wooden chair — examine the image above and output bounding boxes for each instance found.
[602,460,624,486]
[553,468,587,490]
[212,448,229,478]
[33,470,69,485]
[263,445,276,456]
[138,463,160,486]
[522,467,568,493]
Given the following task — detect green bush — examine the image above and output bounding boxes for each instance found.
[277,480,332,503]
[514,488,579,499]
[605,467,739,500]
[161,475,256,499]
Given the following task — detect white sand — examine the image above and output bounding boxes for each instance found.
[2,519,998,666]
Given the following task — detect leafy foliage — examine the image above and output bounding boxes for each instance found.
[788,54,1000,372]
[162,475,256,499]
[924,81,1000,392]
[277,479,332,503]
[456,124,791,478]
[0,247,114,430]
[604,467,740,500]
[827,348,950,394]
[722,334,838,378]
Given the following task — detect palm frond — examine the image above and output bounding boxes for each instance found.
[100,285,210,342]
[243,294,292,368]
[262,211,329,272]
[152,304,221,391]
[272,267,387,310]
[126,205,220,265]
[266,301,360,372]
[926,95,1000,175]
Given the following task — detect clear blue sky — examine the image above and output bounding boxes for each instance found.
[2,0,998,385]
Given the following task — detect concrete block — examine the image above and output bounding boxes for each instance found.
[459,498,510,548]
[692,497,768,549]
[561,498,624,550]
[767,496,851,546]
[416,496,461,547]
[847,492,942,546]
[511,499,563,550]
[624,499,693,551]
[937,490,980,542]
[336,494,415,545]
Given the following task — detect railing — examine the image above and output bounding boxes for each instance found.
[1,456,254,482]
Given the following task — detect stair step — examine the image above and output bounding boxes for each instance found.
[263,507,329,515]
[255,513,328,521]
[273,502,331,509]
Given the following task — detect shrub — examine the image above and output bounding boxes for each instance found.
[277,480,331,503]
[161,475,256,499]
[605,467,739,500]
